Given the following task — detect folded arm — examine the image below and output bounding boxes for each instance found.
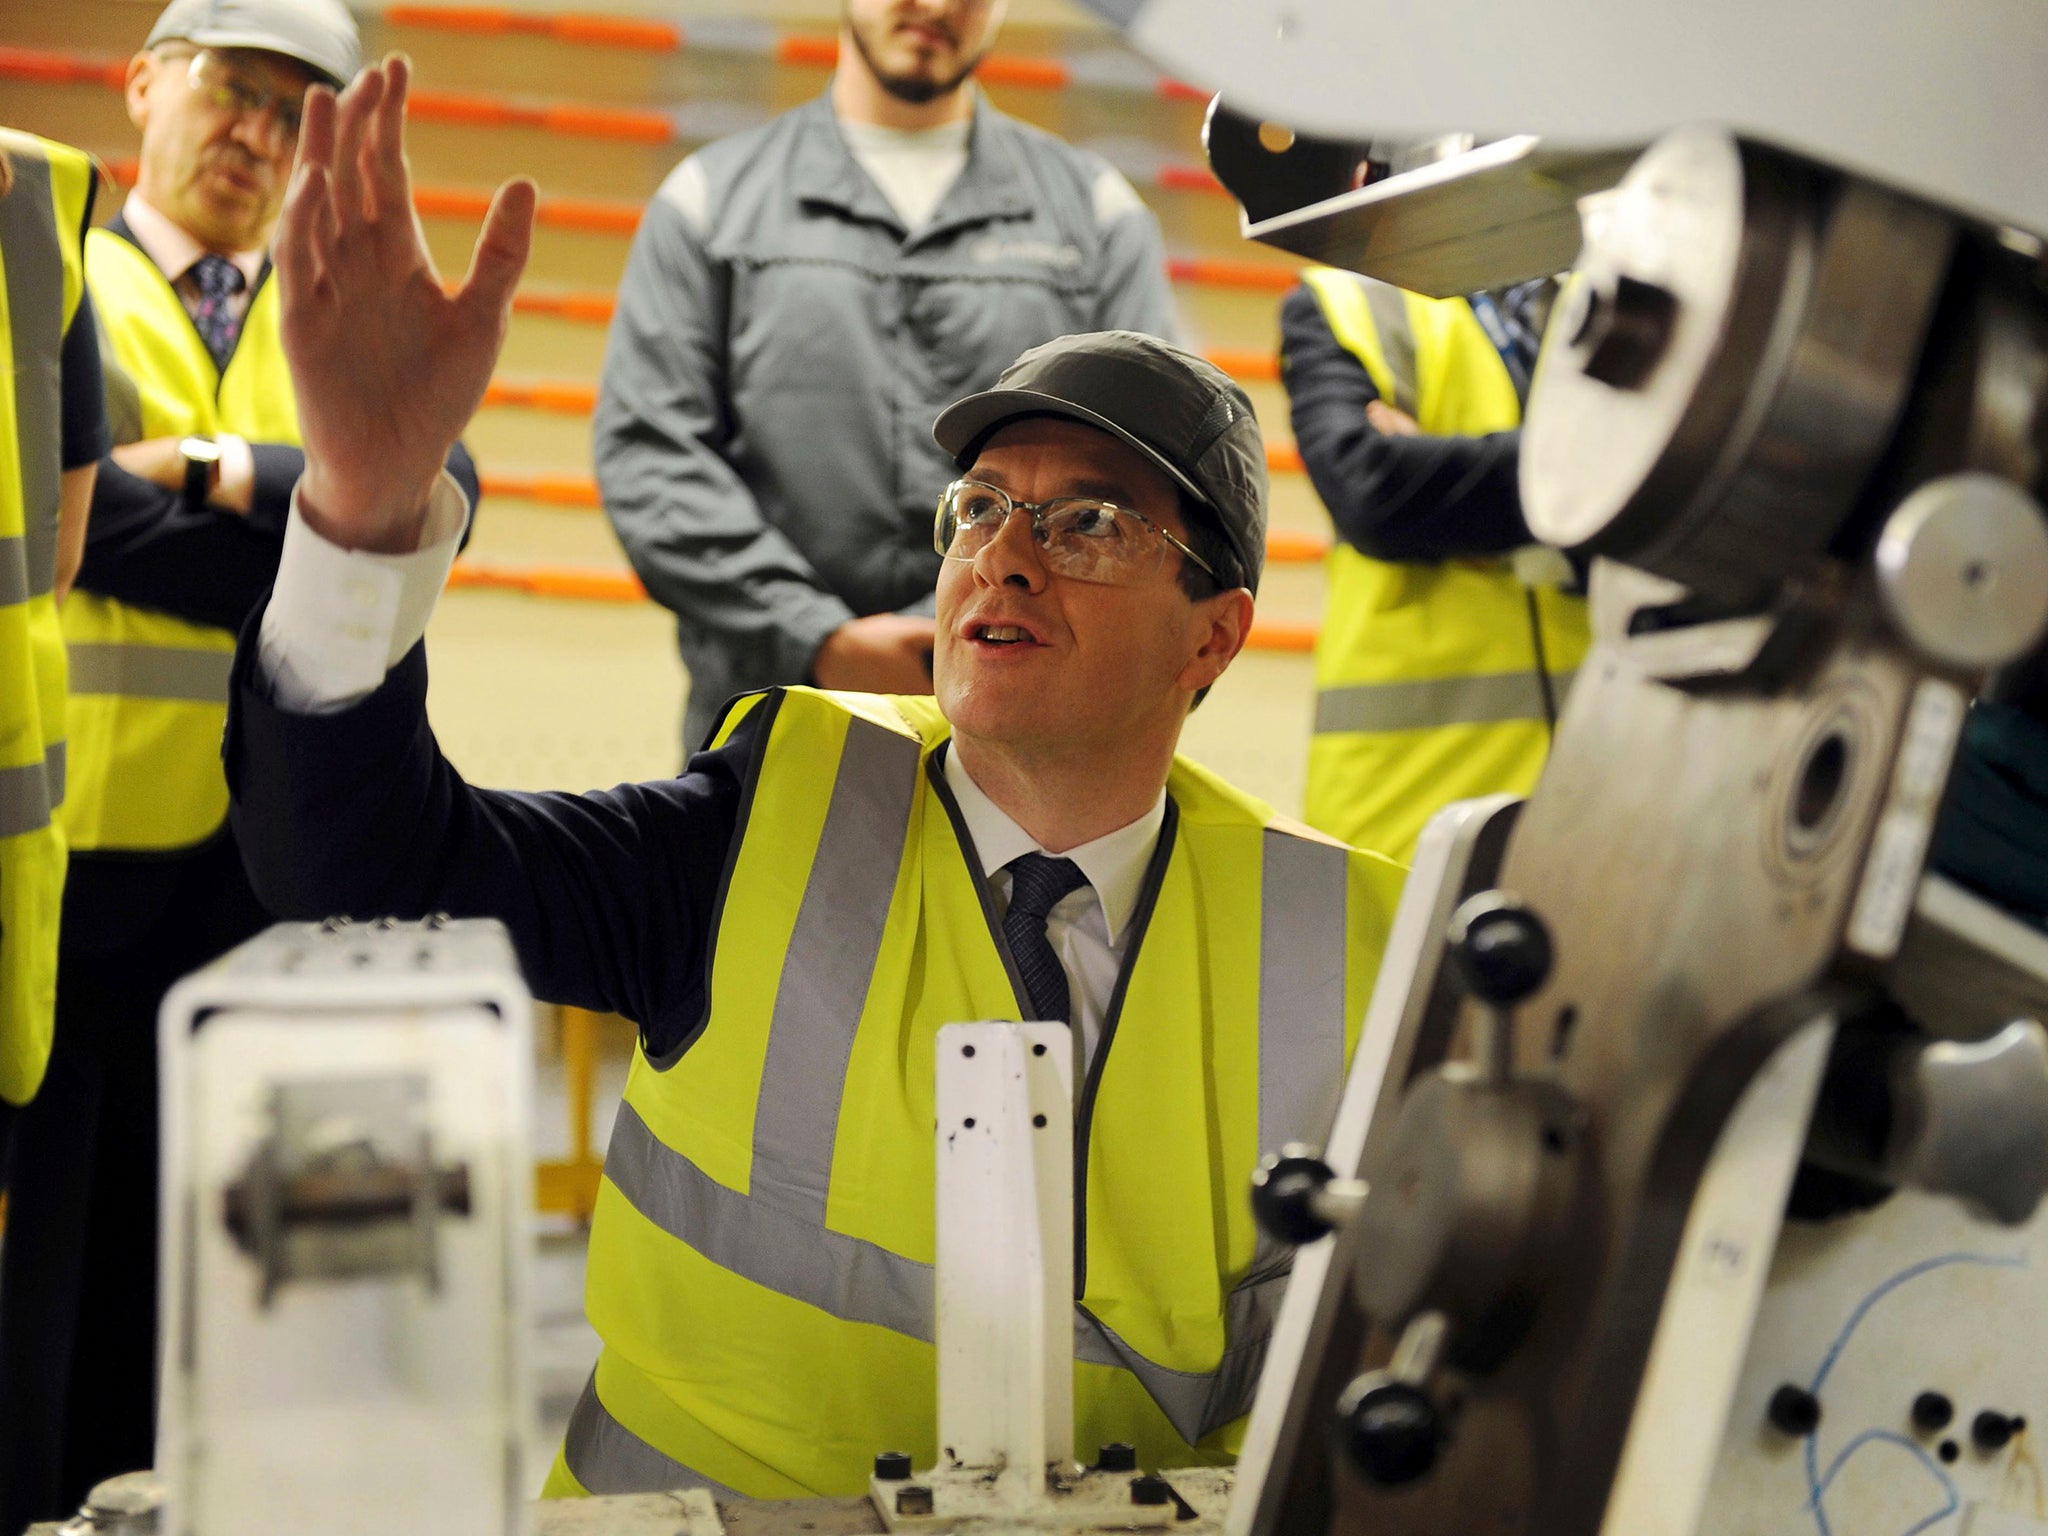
[1280,284,1530,563]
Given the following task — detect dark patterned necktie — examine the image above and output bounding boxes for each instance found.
[1002,853,1089,1023]
[189,254,246,371]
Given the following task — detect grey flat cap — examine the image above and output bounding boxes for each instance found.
[146,0,361,86]
[934,330,1269,592]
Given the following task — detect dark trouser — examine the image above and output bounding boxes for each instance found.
[0,834,270,1534]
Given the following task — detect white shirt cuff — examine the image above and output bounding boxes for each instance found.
[257,471,470,714]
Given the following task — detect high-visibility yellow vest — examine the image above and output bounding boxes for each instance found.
[60,225,298,853]
[1297,268,1591,864]
[0,129,93,1105]
[546,687,1403,1500]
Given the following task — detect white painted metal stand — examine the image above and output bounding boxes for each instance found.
[870,1021,1230,1531]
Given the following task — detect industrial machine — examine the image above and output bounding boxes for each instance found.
[152,918,540,1536]
[1163,12,2048,1532]
[41,7,2048,1534]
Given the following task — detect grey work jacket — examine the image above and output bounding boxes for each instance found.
[594,95,1182,747]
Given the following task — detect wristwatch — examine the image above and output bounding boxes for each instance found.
[178,434,223,511]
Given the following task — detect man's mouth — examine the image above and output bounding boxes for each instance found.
[971,623,1039,646]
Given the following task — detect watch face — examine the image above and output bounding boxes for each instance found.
[181,436,224,466]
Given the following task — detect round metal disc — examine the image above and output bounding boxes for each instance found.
[1875,474,2048,671]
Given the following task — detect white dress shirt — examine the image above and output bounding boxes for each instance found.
[941,749,1165,1074]
[119,194,268,498]
[259,492,1168,1073]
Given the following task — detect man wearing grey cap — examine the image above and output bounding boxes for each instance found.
[224,61,1401,1498]
[0,7,474,1523]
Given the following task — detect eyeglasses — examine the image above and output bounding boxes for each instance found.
[934,479,1218,587]
[177,49,306,143]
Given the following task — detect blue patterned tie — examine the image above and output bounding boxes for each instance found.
[1002,853,1089,1024]
[189,254,246,371]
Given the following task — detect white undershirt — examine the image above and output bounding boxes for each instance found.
[837,115,972,230]
[257,484,1167,1075]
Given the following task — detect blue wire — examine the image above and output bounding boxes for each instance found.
[1800,1249,2028,1536]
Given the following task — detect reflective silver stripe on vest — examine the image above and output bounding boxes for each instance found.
[750,714,923,1223]
[1315,669,1578,736]
[1360,278,1419,418]
[1076,1258,1292,1445]
[560,1367,745,1499]
[0,742,64,838]
[0,535,29,608]
[606,1098,935,1339]
[609,1100,1278,1448]
[1256,829,1350,1154]
[66,643,234,703]
[1,149,65,600]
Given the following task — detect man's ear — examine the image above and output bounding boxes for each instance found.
[124,52,158,134]
[1179,587,1254,696]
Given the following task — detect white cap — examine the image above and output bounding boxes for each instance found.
[145,0,361,86]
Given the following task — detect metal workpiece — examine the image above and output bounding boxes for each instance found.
[1875,474,2048,670]
[1885,874,2048,1044]
[222,1073,473,1308]
[1806,1014,2048,1226]
[1522,127,1957,608]
[1347,1067,1583,1371]
[1226,797,1524,1536]
[1218,112,2048,1535]
[48,1474,167,1536]
[1208,121,1639,299]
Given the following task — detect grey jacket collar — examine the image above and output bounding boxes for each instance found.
[788,93,1036,241]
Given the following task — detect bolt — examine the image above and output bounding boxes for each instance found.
[1767,1384,1822,1437]
[1130,1474,1171,1506]
[1973,1411,2020,1451]
[1096,1441,1137,1473]
[873,1450,912,1481]
[1911,1392,1954,1433]
[894,1484,935,1516]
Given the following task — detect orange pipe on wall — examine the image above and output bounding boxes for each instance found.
[377,5,1205,99]
[1166,257,1299,294]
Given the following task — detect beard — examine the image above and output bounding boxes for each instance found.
[845,13,987,104]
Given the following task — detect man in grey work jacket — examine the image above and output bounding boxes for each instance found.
[596,0,1181,749]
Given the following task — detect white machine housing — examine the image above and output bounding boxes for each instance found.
[157,917,537,1536]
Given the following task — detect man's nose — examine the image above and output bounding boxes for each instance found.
[972,509,1049,591]
[229,105,290,158]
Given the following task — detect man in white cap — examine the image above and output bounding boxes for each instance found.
[0,3,474,1525]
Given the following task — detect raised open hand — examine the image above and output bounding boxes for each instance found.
[275,55,535,552]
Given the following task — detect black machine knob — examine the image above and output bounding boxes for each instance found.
[1251,1146,1342,1245]
[1336,1376,1445,1488]
[1445,892,1554,1008]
